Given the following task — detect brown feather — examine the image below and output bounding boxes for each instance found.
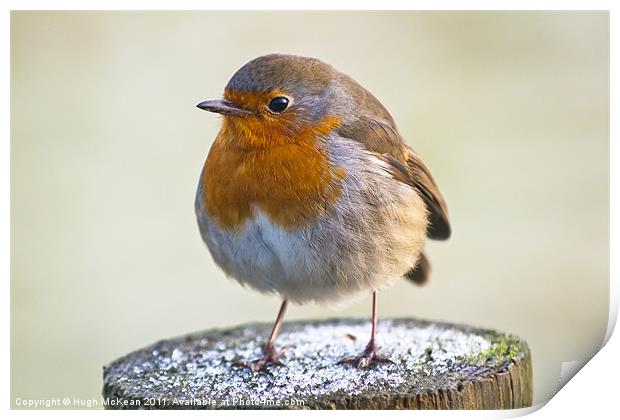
[336,116,451,240]
[336,112,451,287]
[404,149,451,240]
[404,252,431,286]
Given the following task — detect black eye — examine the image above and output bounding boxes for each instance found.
[268,96,289,113]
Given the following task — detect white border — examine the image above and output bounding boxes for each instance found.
[2,1,616,418]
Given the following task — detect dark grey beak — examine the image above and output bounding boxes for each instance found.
[196,99,252,116]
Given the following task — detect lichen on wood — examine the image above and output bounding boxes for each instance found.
[102,318,532,409]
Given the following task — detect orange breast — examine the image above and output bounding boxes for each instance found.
[199,116,345,231]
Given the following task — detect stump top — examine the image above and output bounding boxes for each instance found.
[103,318,532,409]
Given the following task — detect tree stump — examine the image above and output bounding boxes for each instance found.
[102,318,532,409]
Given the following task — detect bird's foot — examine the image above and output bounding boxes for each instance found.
[233,344,287,373]
[338,341,394,368]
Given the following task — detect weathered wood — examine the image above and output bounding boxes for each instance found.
[102,318,532,410]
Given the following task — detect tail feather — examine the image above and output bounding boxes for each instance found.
[404,252,431,286]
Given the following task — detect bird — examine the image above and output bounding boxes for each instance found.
[195,54,450,372]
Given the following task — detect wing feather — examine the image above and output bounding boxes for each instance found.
[337,116,451,240]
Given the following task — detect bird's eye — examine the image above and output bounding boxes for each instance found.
[268,96,289,113]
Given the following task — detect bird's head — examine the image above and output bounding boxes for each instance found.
[197,54,350,148]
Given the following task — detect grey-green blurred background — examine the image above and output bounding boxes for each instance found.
[11,11,609,408]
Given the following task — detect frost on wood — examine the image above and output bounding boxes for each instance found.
[103,318,532,409]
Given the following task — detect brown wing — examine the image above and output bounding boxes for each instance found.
[337,116,451,240]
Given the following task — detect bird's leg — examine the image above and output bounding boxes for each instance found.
[339,291,393,368]
[235,300,288,373]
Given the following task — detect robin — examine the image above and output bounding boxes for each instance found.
[195,54,450,372]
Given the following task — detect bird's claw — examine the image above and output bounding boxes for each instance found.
[233,345,288,373]
[339,342,394,368]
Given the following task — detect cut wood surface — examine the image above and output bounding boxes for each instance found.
[103,318,532,409]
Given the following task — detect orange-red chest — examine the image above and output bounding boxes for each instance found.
[198,120,345,231]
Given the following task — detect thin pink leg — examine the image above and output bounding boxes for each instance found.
[264,300,288,354]
[235,300,289,372]
[339,291,393,368]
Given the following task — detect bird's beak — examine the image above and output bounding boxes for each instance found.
[196,99,252,116]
